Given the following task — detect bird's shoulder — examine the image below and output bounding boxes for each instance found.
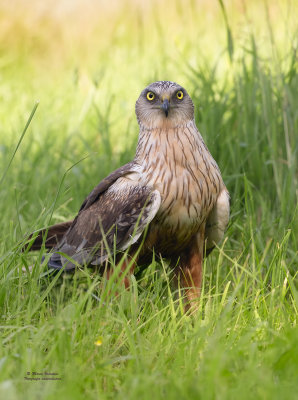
[79,161,142,212]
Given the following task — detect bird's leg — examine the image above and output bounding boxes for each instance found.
[119,253,138,289]
[105,253,137,293]
[175,231,205,312]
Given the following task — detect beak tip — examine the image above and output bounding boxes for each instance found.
[161,99,170,117]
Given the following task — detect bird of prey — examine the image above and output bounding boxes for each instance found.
[28,81,229,308]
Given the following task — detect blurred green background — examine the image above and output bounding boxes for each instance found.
[0,0,296,234]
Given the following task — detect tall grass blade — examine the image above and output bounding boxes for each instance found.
[0,102,39,186]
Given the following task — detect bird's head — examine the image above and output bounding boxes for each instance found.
[135,81,194,129]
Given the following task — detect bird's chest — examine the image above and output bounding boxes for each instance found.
[138,125,222,251]
[147,160,219,244]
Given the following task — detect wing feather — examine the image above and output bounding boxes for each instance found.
[23,162,136,252]
[205,189,230,254]
[78,161,136,212]
[48,182,161,270]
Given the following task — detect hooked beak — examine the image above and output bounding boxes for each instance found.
[161,99,170,117]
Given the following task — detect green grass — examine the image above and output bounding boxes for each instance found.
[0,1,297,399]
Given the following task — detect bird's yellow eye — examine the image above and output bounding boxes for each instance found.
[176,90,184,100]
[146,91,155,101]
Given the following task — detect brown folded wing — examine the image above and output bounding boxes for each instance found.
[49,184,161,270]
[24,162,135,251]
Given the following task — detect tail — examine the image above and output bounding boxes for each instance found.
[23,220,73,251]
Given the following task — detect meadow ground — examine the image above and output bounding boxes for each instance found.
[0,0,297,399]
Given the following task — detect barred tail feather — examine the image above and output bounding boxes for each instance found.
[23,220,73,251]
